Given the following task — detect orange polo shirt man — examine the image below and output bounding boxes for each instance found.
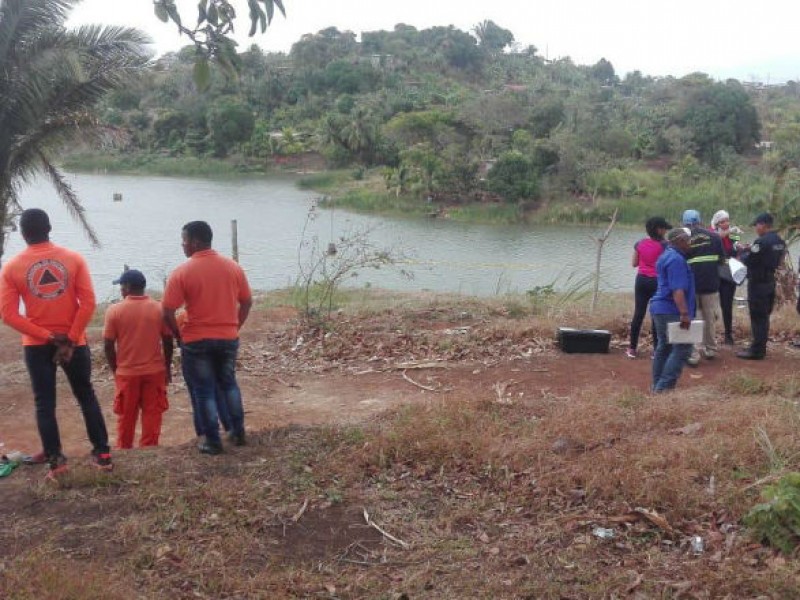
[104,269,173,449]
[0,208,112,479]
[163,220,252,455]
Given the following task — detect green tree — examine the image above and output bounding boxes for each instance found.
[472,20,514,55]
[589,58,617,85]
[290,27,357,71]
[678,78,760,163]
[401,144,443,195]
[486,151,539,202]
[0,0,149,258]
[529,98,565,138]
[153,110,191,148]
[206,96,256,156]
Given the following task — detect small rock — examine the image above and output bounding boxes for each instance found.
[592,526,615,540]
[552,436,572,454]
[670,422,703,436]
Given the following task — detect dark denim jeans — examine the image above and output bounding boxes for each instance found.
[24,345,110,459]
[182,338,244,444]
[181,357,232,437]
[651,314,693,393]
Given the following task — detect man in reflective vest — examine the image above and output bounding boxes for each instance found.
[682,210,724,365]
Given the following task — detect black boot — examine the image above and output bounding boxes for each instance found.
[198,440,224,455]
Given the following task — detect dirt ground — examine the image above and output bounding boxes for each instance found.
[3,302,800,598]
[1,306,797,459]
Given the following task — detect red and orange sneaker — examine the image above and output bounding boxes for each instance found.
[92,451,113,472]
[45,455,69,482]
[24,451,48,465]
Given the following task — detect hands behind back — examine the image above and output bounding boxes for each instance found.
[49,333,74,365]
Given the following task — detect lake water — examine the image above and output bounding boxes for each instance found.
[10,173,646,300]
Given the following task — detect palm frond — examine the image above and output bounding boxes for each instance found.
[0,0,148,256]
[0,0,76,64]
[9,113,99,177]
[38,156,101,248]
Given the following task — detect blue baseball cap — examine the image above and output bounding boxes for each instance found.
[682,209,701,225]
[112,269,146,288]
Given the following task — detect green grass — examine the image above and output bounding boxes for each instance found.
[62,153,269,177]
[296,170,351,191]
[302,164,779,227]
[446,202,523,224]
[537,168,774,226]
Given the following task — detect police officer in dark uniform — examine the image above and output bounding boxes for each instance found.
[737,212,786,360]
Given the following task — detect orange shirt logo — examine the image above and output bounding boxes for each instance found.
[26,259,69,300]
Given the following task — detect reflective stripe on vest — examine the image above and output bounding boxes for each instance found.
[687,254,720,264]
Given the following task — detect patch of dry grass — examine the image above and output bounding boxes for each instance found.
[5,286,800,598]
[0,547,136,599]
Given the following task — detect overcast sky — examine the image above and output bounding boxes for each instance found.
[67,0,800,82]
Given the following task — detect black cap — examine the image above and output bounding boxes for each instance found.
[112,269,146,288]
[649,216,673,229]
[750,212,774,226]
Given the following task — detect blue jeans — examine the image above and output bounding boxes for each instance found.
[651,314,693,392]
[24,345,110,459]
[182,339,244,444]
[181,359,232,437]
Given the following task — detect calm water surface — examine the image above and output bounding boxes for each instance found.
[12,173,646,300]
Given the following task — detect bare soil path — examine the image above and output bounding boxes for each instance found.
[1,311,795,459]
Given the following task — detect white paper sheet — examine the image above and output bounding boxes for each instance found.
[667,320,704,344]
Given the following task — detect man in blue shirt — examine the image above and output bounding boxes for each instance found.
[650,227,697,392]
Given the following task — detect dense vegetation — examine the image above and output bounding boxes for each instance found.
[69,20,800,227]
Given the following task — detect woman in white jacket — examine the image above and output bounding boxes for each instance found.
[711,210,742,345]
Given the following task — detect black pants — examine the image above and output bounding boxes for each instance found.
[718,279,737,337]
[630,274,658,350]
[748,282,776,356]
[24,345,109,460]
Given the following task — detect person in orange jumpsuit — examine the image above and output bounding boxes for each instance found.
[103,269,174,449]
[0,208,112,480]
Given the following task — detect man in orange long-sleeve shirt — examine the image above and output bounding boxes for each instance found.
[0,209,112,480]
[104,269,173,449]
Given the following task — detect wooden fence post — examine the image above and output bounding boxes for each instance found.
[231,219,239,263]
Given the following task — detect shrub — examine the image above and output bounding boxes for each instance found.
[744,473,800,554]
[486,151,539,202]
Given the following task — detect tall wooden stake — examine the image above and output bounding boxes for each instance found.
[231,219,239,263]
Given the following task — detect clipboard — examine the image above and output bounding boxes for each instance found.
[667,320,704,344]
